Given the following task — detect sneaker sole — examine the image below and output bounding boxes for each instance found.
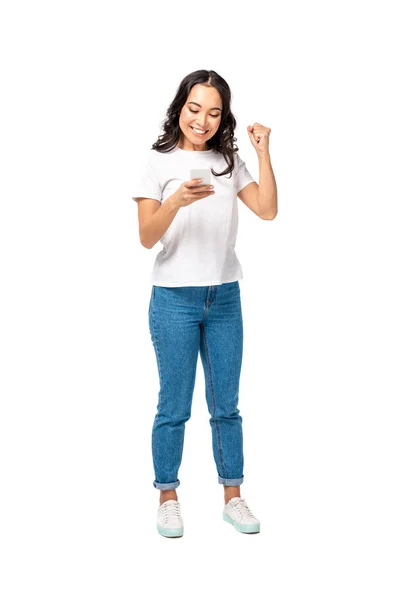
[223,512,260,533]
[157,524,184,538]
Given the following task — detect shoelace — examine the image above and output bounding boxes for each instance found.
[161,502,181,524]
[230,498,255,521]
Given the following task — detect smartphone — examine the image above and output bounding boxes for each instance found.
[190,168,211,186]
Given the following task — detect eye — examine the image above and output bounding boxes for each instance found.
[189,108,220,118]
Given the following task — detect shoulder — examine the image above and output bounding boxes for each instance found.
[137,149,164,178]
[233,151,246,168]
[146,148,161,165]
[146,147,177,169]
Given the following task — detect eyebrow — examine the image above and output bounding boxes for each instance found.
[187,101,222,111]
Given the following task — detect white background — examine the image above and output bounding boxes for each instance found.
[1,0,399,598]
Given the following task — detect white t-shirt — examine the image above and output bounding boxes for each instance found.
[132,146,255,287]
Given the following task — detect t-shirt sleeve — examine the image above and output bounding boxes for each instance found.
[235,153,256,194]
[131,151,162,203]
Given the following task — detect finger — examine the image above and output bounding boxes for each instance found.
[185,179,203,187]
[191,190,215,198]
[192,189,215,196]
[186,179,209,188]
[187,182,214,191]
[192,194,214,202]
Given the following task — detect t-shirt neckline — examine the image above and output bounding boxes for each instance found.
[175,146,214,154]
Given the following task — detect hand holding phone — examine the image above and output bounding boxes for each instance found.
[171,171,215,208]
[190,168,211,186]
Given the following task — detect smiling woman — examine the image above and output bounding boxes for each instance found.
[131,68,270,539]
[152,69,239,178]
[181,95,223,143]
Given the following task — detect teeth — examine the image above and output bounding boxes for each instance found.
[191,127,207,134]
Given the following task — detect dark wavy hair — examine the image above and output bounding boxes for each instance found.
[151,69,239,178]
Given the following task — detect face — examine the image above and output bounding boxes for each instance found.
[178,84,223,150]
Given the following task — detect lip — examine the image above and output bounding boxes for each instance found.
[190,126,208,135]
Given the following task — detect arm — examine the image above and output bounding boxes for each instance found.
[136,180,214,248]
[257,153,278,219]
[137,195,180,249]
[237,153,278,220]
[245,123,278,219]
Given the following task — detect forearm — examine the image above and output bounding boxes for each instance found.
[140,195,180,249]
[257,153,278,218]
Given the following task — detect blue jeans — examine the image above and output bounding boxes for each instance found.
[148,281,245,490]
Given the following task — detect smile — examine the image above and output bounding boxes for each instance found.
[190,126,208,136]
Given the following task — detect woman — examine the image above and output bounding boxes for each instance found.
[132,69,278,537]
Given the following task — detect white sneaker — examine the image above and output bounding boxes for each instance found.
[223,497,260,533]
[157,499,184,537]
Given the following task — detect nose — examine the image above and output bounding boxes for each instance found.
[196,116,208,129]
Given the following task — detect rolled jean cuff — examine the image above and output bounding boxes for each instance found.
[153,479,180,490]
[218,476,244,486]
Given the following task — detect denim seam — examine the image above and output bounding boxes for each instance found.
[150,291,163,390]
[151,290,173,488]
[202,304,210,321]
[200,323,226,481]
